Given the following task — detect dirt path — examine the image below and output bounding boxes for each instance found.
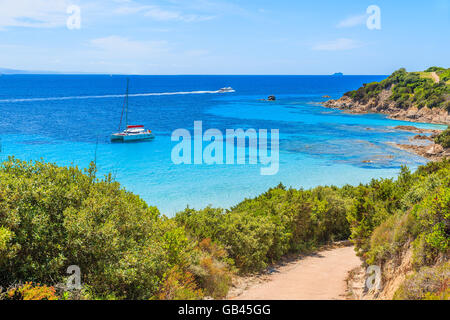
[232,246,361,300]
[431,72,440,83]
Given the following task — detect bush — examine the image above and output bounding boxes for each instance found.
[346,167,413,258]
[343,67,450,110]
[347,161,450,265]
[2,156,448,300]
[0,157,197,299]
[1,282,58,300]
[154,267,204,300]
[190,238,233,299]
[435,127,450,148]
[438,69,450,82]
[411,180,449,267]
[176,185,351,273]
[425,67,445,73]
[366,212,416,265]
[394,262,449,300]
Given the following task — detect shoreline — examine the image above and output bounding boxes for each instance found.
[387,126,449,161]
[323,95,450,126]
[322,97,449,161]
[391,142,448,161]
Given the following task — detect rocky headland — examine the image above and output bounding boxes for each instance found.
[323,67,450,125]
[324,92,450,125]
[323,68,450,160]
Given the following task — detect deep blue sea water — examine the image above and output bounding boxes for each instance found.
[0,75,445,215]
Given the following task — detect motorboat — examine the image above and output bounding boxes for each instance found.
[218,87,235,93]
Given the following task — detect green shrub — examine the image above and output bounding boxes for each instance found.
[194,239,232,299]
[344,67,450,110]
[0,157,196,299]
[347,161,450,265]
[0,282,58,300]
[394,262,449,300]
[410,180,449,267]
[1,156,449,300]
[413,180,449,251]
[438,69,450,82]
[346,168,412,258]
[366,212,416,265]
[425,67,446,73]
[435,127,450,148]
[154,266,204,300]
[176,185,350,273]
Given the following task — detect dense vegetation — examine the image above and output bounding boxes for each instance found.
[0,157,448,300]
[426,67,450,83]
[348,161,449,265]
[344,67,450,111]
[176,185,351,273]
[435,126,450,148]
[0,158,230,300]
[348,160,449,299]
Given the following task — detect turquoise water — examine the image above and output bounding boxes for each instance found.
[0,75,445,215]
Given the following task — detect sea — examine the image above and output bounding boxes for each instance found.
[0,75,445,216]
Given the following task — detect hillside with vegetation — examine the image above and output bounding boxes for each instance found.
[435,126,450,149]
[324,67,450,124]
[0,157,448,300]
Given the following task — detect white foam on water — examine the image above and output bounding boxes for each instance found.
[0,89,236,103]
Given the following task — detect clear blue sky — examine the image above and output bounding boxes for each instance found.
[0,0,448,74]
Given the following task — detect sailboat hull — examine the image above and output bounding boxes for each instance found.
[111,132,155,142]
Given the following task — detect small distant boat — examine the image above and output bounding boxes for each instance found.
[218,87,234,93]
[111,79,155,142]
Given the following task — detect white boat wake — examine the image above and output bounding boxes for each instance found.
[0,89,235,103]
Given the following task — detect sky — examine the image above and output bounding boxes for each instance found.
[0,0,448,75]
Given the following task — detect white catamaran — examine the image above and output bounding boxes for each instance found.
[111,79,155,142]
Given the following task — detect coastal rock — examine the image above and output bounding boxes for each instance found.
[426,143,444,155]
[394,142,449,161]
[323,90,450,125]
[322,68,450,161]
[393,126,439,134]
[412,134,433,141]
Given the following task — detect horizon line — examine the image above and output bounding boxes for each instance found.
[1,73,389,76]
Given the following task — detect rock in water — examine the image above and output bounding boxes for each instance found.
[268,95,276,101]
[426,144,444,155]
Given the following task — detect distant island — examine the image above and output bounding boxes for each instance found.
[324,67,450,124]
[332,72,344,76]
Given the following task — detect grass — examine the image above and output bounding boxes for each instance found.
[418,72,435,81]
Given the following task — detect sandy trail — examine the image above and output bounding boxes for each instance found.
[232,246,361,300]
[431,72,440,83]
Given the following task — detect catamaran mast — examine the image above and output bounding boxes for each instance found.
[118,78,130,132]
[125,78,129,128]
